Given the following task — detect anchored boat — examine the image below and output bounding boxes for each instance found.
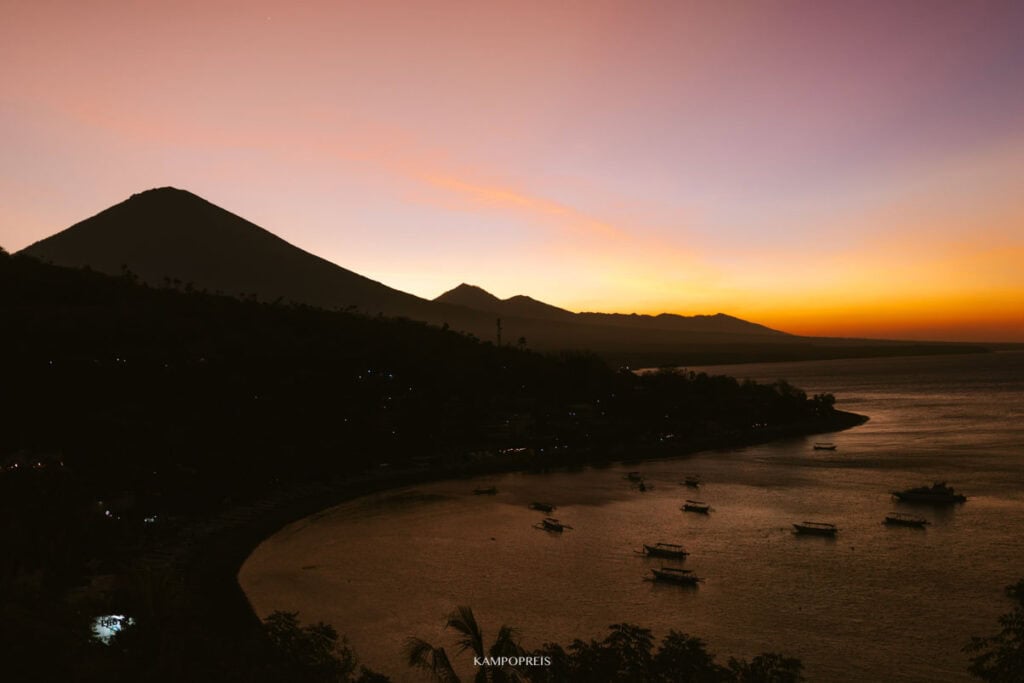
[640,542,689,559]
[650,567,701,585]
[891,482,967,505]
[884,512,930,528]
[682,500,710,514]
[535,517,572,532]
[793,521,838,536]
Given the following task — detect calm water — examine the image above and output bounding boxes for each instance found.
[241,351,1024,681]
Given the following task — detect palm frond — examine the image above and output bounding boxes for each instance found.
[489,625,523,657]
[404,637,460,682]
[446,605,485,657]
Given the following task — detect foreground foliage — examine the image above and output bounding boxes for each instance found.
[964,579,1024,682]
[406,607,803,683]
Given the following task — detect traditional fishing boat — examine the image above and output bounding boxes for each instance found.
[473,486,497,495]
[650,567,701,585]
[682,500,710,514]
[535,517,572,532]
[682,476,701,488]
[529,502,555,513]
[625,471,643,482]
[884,512,930,528]
[640,542,689,559]
[813,442,837,450]
[891,482,967,505]
[792,521,837,536]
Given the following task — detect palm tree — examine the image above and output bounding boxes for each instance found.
[405,606,524,682]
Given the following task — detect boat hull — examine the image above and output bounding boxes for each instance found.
[651,569,699,585]
[643,544,688,558]
[793,524,837,536]
[892,492,965,504]
[884,516,928,528]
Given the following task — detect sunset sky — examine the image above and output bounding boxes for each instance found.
[2,1,1022,341]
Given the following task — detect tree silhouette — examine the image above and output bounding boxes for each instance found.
[964,579,1024,681]
[528,623,802,682]
[405,606,523,682]
[727,652,805,682]
[263,611,387,682]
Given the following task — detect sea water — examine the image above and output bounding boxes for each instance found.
[240,351,1024,681]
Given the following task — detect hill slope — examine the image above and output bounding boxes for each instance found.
[21,187,444,319]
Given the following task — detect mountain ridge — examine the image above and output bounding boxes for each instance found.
[435,282,785,335]
[17,186,988,364]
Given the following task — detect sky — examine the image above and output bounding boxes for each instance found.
[1,0,1022,341]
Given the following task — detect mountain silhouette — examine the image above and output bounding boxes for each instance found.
[435,283,783,335]
[19,187,985,364]
[436,283,576,322]
[21,187,444,319]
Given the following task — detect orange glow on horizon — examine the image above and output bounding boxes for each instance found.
[2,1,1023,342]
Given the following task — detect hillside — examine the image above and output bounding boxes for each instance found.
[21,187,447,320]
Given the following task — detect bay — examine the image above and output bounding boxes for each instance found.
[240,351,1024,681]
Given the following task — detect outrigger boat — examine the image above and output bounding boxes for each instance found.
[649,567,701,585]
[682,500,710,514]
[529,502,555,513]
[638,542,689,559]
[535,517,573,532]
[891,482,967,505]
[813,442,837,451]
[792,521,837,536]
[473,486,497,495]
[884,512,930,528]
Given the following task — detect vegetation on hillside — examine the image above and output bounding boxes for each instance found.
[0,250,848,680]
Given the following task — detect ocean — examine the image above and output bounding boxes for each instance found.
[240,351,1024,681]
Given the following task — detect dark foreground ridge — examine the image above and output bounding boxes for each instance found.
[0,250,868,680]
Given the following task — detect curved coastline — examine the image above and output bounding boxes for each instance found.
[180,409,868,646]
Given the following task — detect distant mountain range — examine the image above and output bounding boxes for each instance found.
[434,283,784,336]
[19,187,985,365]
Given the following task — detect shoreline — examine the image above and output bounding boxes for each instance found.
[175,409,868,643]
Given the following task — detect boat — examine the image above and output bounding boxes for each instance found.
[891,482,967,505]
[650,567,701,585]
[640,542,689,559]
[529,502,555,513]
[625,471,643,482]
[682,476,701,488]
[813,442,837,450]
[792,521,837,536]
[535,517,572,532]
[884,512,930,528]
[473,486,497,495]
[682,500,710,514]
